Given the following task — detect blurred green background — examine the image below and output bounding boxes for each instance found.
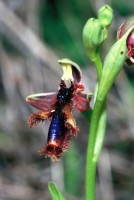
[0,0,134,200]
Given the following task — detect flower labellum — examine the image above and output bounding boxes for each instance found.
[117,17,134,65]
[26,59,92,161]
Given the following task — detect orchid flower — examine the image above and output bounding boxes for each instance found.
[26,59,92,161]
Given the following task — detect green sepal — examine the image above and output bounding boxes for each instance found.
[48,182,66,200]
[98,5,113,28]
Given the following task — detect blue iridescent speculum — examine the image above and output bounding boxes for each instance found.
[26,59,92,161]
[42,113,65,160]
[48,113,64,143]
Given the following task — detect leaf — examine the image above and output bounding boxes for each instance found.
[48,182,66,200]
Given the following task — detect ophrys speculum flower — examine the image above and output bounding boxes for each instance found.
[26,59,92,161]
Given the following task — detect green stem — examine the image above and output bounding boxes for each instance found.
[93,99,107,163]
[93,52,103,82]
[86,96,105,200]
[86,53,107,200]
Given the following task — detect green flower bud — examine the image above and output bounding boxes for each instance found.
[98,5,113,28]
[83,18,104,61]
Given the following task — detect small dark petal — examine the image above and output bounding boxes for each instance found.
[74,92,90,111]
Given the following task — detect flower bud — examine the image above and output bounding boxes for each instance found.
[83,18,104,61]
[98,5,113,28]
[117,17,134,65]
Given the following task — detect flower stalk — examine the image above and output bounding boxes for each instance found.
[86,52,105,200]
[85,19,134,200]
